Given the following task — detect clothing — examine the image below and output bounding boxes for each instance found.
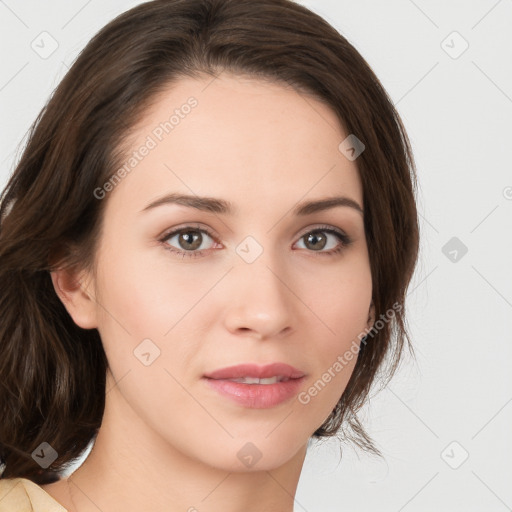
[0,477,67,512]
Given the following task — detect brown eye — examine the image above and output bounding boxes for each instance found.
[174,230,203,251]
[303,231,328,251]
[294,226,352,256]
[160,226,218,258]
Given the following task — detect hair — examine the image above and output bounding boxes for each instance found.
[0,0,419,484]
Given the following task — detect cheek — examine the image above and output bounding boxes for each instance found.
[93,245,224,385]
[95,244,197,336]
[293,256,371,417]
[303,254,372,338]
[92,249,205,420]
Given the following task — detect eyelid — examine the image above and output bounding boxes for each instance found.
[295,224,348,241]
[158,222,220,243]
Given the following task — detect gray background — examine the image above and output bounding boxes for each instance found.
[1,1,511,511]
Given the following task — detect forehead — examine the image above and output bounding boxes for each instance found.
[104,72,363,218]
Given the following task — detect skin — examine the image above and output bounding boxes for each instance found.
[43,72,374,512]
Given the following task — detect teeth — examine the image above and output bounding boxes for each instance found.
[228,376,290,384]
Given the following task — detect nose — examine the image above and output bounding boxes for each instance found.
[222,256,295,341]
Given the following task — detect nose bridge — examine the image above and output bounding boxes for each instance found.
[223,240,295,339]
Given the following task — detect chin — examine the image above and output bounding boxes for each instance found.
[202,435,307,473]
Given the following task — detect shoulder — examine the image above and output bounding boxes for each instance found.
[0,477,68,512]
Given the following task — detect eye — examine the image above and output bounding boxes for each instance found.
[159,224,220,259]
[294,225,352,256]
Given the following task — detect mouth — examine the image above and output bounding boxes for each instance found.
[202,362,306,409]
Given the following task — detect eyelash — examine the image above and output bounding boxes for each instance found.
[158,223,352,259]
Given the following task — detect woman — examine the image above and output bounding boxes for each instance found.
[0,0,419,510]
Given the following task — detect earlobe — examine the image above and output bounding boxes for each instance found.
[50,266,98,329]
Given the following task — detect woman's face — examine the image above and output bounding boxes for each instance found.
[73,73,373,471]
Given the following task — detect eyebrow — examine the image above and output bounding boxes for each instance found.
[140,193,363,216]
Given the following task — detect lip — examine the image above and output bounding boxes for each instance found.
[203,376,306,409]
[203,363,306,409]
[203,362,305,380]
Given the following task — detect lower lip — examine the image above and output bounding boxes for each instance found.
[203,377,305,409]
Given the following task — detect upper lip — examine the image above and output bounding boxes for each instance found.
[204,363,305,380]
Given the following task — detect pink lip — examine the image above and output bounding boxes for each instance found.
[203,362,305,380]
[203,363,306,409]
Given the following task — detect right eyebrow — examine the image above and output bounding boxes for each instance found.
[139,193,235,215]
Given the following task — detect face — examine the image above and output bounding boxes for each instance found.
[68,73,373,472]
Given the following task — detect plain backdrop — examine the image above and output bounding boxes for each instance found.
[1,1,511,511]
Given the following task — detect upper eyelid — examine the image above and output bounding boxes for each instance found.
[159,223,219,241]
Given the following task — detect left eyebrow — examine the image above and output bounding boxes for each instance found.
[293,196,363,216]
[139,193,363,216]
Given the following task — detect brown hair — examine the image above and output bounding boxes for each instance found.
[0,0,419,484]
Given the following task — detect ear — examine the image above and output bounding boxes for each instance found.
[50,265,99,329]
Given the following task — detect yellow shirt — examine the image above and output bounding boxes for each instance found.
[0,477,67,512]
